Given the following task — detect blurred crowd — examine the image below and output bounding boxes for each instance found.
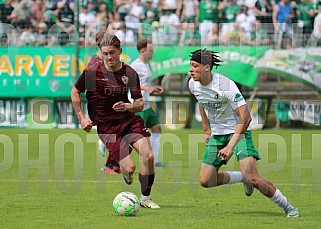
[0,0,321,48]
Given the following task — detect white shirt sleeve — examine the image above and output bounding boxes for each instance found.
[225,81,247,110]
[131,61,148,86]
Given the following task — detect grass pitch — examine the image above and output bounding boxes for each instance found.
[0,128,321,228]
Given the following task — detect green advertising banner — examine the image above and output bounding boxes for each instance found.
[0,46,107,97]
[255,48,321,92]
[149,46,268,87]
[0,46,268,98]
[0,47,75,97]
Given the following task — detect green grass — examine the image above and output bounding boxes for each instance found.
[1,128,321,228]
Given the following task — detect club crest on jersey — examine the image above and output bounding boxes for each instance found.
[121,75,129,84]
[234,93,244,102]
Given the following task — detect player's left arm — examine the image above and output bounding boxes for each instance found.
[153,86,164,95]
[127,98,144,112]
[218,104,252,160]
[133,64,164,95]
[141,85,164,95]
[227,104,252,147]
[112,98,143,113]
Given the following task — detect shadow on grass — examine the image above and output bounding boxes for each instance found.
[151,204,198,209]
[235,210,284,217]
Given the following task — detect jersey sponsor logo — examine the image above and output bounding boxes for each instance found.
[121,75,129,84]
[234,93,244,102]
[104,86,128,96]
[202,102,222,111]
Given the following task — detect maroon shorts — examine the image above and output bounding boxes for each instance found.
[97,116,150,162]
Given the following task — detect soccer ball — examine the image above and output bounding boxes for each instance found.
[113,192,140,216]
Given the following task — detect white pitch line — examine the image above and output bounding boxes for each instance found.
[0,179,320,186]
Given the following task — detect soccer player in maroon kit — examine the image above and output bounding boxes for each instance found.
[70,34,160,208]
[91,30,121,174]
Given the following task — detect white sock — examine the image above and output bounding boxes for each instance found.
[227,171,243,184]
[270,189,292,210]
[151,133,160,164]
[98,139,106,154]
[140,194,150,201]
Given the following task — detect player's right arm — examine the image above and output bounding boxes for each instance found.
[199,103,211,143]
[70,86,93,132]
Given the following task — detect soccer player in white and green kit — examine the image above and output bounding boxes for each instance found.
[188,49,299,218]
[131,39,165,167]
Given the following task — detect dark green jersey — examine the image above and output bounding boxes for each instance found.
[199,0,219,23]
[104,0,114,13]
[224,4,240,23]
[298,2,314,27]
[141,20,153,39]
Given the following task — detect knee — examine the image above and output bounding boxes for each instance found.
[148,152,154,164]
[199,180,209,188]
[128,164,136,174]
[199,176,214,188]
[121,164,136,174]
[244,176,260,188]
[141,151,154,163]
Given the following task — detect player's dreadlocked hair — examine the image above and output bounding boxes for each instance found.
[189,48,222,69]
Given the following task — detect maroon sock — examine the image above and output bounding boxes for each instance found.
[139,173,155,196]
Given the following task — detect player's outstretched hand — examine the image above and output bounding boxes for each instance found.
[148,86,164,95]
[80,118,93,132]
[153,86,164,95]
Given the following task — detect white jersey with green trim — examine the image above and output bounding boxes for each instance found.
[131,58,152,110]
[189,72,248,135]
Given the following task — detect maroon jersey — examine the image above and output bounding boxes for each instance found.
[74,61,142,125]
[87,54,102,67]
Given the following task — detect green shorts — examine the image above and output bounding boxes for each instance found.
[202,130,261,167]
[136,106,160,128]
